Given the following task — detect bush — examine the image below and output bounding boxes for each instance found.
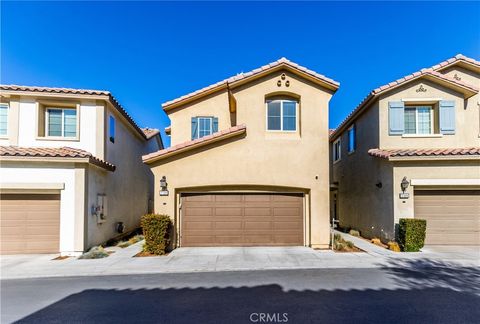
[349,229,360,237]
[116,234,144,248]
[398,218,426,252]
[79,246,109,259]
[387,241,401,252]
[141,214,172,255]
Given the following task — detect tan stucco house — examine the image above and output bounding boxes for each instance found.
[0,85,163,255]
[330,54,480,246]
[143,58,339,248]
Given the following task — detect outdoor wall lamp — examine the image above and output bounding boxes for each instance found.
[159,176,169,196]
[375,182,382,188]
[400,176,409,193]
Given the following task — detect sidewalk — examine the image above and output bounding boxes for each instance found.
[1,237,478,280]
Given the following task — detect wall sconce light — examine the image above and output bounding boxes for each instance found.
[159,176,169,196]
[400,176,409,193]
[375,182,382,188]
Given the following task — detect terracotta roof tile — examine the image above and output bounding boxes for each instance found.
[368,147,480,159]
[330,55,480,140]
[162,58,339,109]
[143,124,246,163]
[0,85,148,140]
[0,146,116,171]
[141,127,160,139]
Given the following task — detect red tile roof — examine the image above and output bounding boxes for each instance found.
[0,85,148,140]
[368,147,480,160]
[143,124,246,163]
[162,58,339,109]
[330,54,480,141]
[431,54,480,71]
[0,146,116,171]
[141,127,160,139]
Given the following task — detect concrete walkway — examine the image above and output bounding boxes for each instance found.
[1,238,478,280]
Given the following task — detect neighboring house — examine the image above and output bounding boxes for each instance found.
[330,54,480,246]
[143,58,339,248]
[0,85,163,255]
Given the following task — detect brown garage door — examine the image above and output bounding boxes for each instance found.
[414,190,480,245]
[181,193,304,246]
[0,194,60,254]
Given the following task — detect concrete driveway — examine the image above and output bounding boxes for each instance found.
[1,240,478,280]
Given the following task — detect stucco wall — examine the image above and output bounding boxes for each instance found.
[331,101,397,240]
[378,79,480,148]
[150,70,334,248]
[0,161,86,255]
[392,160,480,223]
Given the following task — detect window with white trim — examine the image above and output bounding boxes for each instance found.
[198,117,213,138]
[266,99,297,131]
[347,124,356,153]
[46,108,77,137]
[404,106,433,135]
[0,103,8,136]
[333,138,341,162]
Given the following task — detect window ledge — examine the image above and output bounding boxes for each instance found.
[401,134,443,138]
[36,136,80,142]
[333,159,341,165]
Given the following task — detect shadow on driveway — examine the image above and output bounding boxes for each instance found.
[16,287,479,323]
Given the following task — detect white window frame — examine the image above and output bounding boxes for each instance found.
[197,116,213,138]
[0,103,9,137]
[45,107,78,138]
[333,138,341,163]
[265,99,298,132]
[347,124,356,154]
[404,106,434,135]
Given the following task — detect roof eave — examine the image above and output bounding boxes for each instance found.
[0,156,116,172]
[143,127,246,164]
[162,63,339,112]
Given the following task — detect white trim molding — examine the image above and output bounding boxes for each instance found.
[411,178,480,186]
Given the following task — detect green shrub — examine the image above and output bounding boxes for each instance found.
[141,214,172,255]
[398,218,427,252]
[116,234,145,248]
[349,229,360,237]
[79,246,109,259]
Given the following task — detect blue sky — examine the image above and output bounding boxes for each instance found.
[2,1,479,147]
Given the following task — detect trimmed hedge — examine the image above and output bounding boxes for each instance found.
[398,218,426,252]
[141,214,172,255]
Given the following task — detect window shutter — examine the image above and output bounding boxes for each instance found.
[388,101,405,135]
[191,117,198,140]
[439,100,455,135]
[212,117,218,133]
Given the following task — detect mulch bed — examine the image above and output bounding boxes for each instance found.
[133,251,170,257]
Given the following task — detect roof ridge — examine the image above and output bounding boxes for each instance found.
[162,59,339,108]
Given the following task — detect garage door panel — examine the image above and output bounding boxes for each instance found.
[0,194,60,254]
[414,190,480,245]
[182,193,303,247]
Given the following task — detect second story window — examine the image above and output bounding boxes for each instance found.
[191,116,218,140]
[109,115,116,143]
[404,106,432,135]
[46,108,77,138]
[0,103,8,136]
[333,138,341,163]
[347,125,356,153]
[266,99,297,131]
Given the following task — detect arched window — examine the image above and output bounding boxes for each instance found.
[266,98,298,131]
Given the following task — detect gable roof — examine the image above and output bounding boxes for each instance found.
[431,54,480,73]
[368,147,480,161]
[143,124,246,164]
[0,146,116,171]
[0,84,148,140]
[330,55,479,141]
[162,58,339,111]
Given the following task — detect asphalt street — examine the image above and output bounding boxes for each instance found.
[1,265,479,324]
